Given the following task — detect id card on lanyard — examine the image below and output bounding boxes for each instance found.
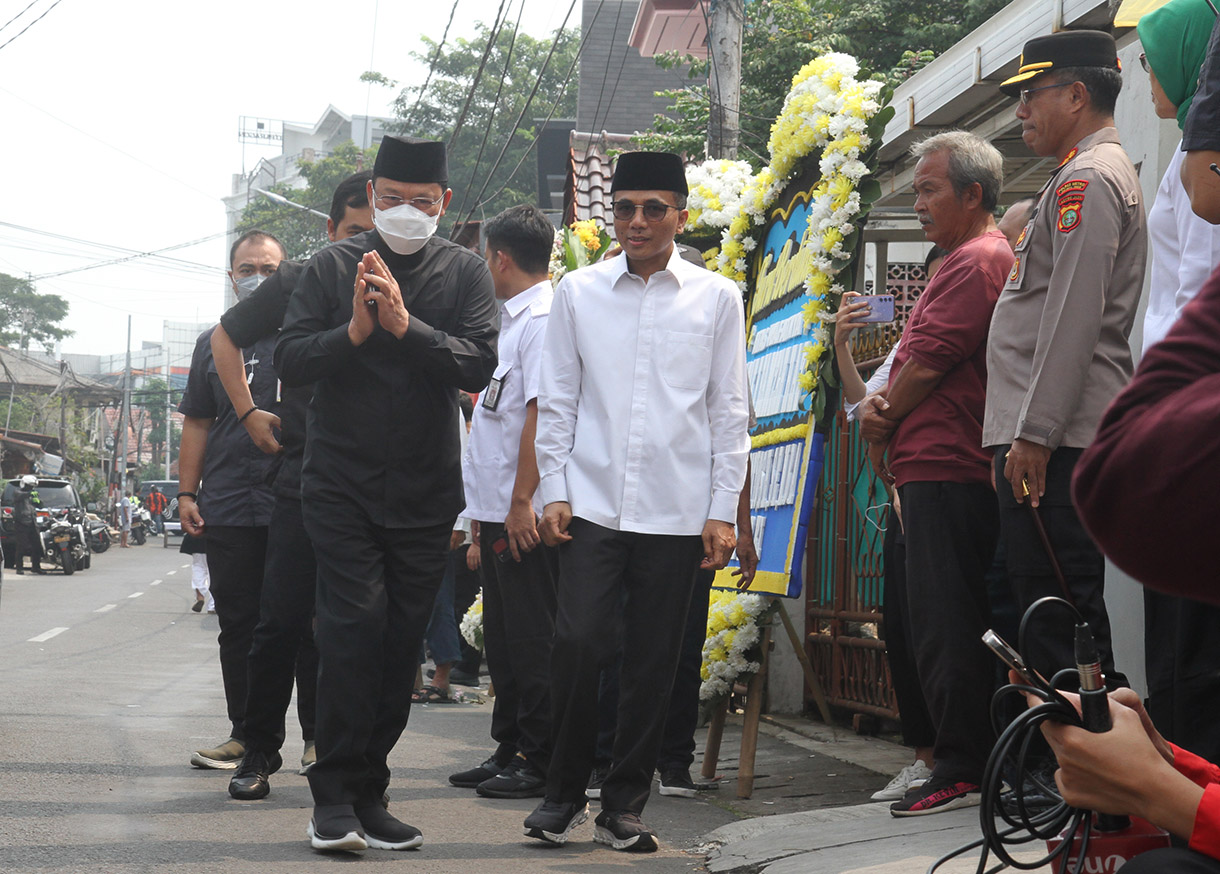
[482,361,513,411]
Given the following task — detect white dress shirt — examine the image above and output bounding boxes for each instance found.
[843,344,897,422]
[1142,144,1220,354]
[536,247,749,536]
[461,280,552,522]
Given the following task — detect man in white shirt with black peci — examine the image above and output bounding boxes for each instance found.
[525,151,749,852]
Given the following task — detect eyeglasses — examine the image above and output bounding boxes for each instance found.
[1018,81,1071,105]
[374,193,445,212]
[611,200,680,222]
[1138,52,1150,73]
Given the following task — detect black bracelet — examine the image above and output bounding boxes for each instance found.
[176,492,197,501]
[238,405,259,424]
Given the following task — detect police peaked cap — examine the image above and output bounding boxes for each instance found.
[610,151,689,196]
[1000,30,1121,96]
[373,135,449,184]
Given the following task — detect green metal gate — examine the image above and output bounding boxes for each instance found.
[804,260,928,721]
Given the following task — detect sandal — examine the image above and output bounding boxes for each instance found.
[411,684,453,704]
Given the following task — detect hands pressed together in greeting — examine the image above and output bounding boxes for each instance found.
[348,251,411,345]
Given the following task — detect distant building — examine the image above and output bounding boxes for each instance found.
[222,105,394,308]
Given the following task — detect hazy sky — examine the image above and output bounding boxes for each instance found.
[0,0,575,359]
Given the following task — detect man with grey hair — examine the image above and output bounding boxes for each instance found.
[857,130,1014,816]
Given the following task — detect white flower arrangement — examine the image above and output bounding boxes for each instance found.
[685,159,757,232]
[700,590,772,702]
[712,53,887,400]
[460,590,483,650]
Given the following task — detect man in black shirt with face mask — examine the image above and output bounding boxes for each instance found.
[275,135,499,853]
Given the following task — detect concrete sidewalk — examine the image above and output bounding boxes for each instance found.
[695,714,1052,874]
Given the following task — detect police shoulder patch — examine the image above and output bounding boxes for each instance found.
[1057,201,1082,233]
[1056,178,1089,199]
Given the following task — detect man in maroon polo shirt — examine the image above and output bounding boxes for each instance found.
[857,131,1014,816]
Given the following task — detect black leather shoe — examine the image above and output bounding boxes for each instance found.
[228,749,282,800]
[477,755,546,798]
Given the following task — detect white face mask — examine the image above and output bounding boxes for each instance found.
[374,202,440,255]
[233,273,265,299]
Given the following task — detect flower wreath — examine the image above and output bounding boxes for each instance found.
[712,53,891,422]
[700,590,772,702]
[460,590,483,651]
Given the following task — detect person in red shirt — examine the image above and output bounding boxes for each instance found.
[857,131,1014,816]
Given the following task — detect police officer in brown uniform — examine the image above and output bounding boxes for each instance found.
[986,30,1146,682]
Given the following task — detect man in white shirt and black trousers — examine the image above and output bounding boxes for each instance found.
[526,151,749,852]
[449,204,558,799]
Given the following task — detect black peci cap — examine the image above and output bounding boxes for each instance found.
[999,30,1120,96]
[372,135,448,184]
[610,151,689,196]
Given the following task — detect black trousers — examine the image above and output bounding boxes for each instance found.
[900,481,999,784]
[205,525,269,742]
[478,521,559,771]
[14,522,40,570]
[547,517,703,814]
[1144,590,1220,762]
[302,500,451,808]
[243,496,319,753]
[882,513,936,750]
[992,446,1125,687]
[595,567,713,773]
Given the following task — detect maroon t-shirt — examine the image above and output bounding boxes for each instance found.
[1073,263,1220,599]
[888,229,1013,488]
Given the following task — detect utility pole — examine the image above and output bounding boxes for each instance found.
[707,0,745,160]
[120,316,131,501]
[164,342,171,479]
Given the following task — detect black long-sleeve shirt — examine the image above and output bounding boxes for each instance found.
[275,230,499,528]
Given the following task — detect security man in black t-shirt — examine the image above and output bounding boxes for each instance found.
[276,136,498,852]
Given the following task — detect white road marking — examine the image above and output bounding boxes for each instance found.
[29,627,68,642]
[181,563,190,568]
[128,592,144,599]
[95,604,117,613]
[150,579,162,586]
[166,570,176,576]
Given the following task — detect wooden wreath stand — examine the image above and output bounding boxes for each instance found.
[700,598,833,799]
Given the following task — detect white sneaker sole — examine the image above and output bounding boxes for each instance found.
[593,825,659,852]
[524,805,588,845]
[658,784,697,798]
[190,753,241,770]
[307,821,367,852]
[365,831,423,851]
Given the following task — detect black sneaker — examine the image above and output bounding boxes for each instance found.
[308,804,367,853]
[658,768,697,798]
[228,749,283,800]
[593,809,658,852]
[586,764,610,799]
[889,778,981,817]
[477,755,546,799]
[450,754,510,788]
[524,799,588,845]
[355,804,423,851]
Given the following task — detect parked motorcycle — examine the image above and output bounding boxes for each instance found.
[130,506,152,546]
[36,508,90,574]
[86,512,113,554]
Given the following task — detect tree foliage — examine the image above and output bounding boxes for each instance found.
[371,20,580,231]
[0,273,71,352]
[235,141,379,261]
[634,0,1004,163]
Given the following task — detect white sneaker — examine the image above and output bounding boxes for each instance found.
[870,760,932,801]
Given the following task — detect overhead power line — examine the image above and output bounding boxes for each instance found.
[447,0,510,148]
[403,0,462,128]
[0,0,68,53]
[0,0,41,35]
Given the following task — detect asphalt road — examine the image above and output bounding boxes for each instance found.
[0,540,737,873]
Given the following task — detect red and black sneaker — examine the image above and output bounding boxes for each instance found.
[889,778,980,817]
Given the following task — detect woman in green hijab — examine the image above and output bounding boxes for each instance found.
[1138,0,1216,128]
